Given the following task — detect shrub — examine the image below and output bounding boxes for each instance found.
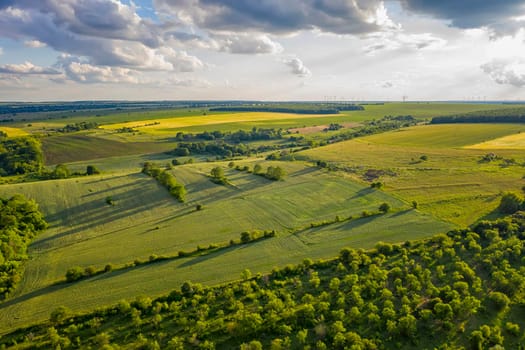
[498,192,523,214]
[379,202,391,213]
[488,292,510,310]
[65,266,84,282]
[86,165,100,175]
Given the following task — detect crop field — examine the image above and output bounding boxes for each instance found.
[360,123,525,148]
[0,126,28,137]
[465,132,525,149]
[100,112,341,134]
[0,159,453,332]
[41,134,175,165]
[298,123,525,226]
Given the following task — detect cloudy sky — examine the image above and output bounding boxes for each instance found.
[1,0,525,101]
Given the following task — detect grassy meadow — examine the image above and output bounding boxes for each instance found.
[1,102,525,335]
[298,123,525,226]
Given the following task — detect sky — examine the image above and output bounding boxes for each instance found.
[1,0,525,101]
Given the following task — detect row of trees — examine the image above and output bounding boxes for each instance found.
[142,162,186,202]
[45,164,101,179]
[431,107,525,124]
[171,141,279,159]
[4,215,525,349]
[208,104,363,114]
[56,121,98,133]
[174,127,283,143]
[0,195,47,299]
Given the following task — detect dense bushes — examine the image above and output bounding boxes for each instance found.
[0,137,43,176]
[0,194,47,299]
[498,192,524,214]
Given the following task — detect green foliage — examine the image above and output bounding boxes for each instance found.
[265,166,285,181]
[379,202,391,213]
[52,163,70,179]
[142,162,186,202]
[432,107,525,124]
[210,166,224,180]
[65,266,84,282]
[5,215,525,349]
[56,121,98,133]
[86,165,101,175]
[210,166,229,185]
[0,194,47,299]
[498,192,523,214]
[0,137,43,176]
[253,163,262,174]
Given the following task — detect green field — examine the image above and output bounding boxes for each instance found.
[41,134,175,165]
[299,123,525,226]
[0,159,453,332]
[1,102,525,337]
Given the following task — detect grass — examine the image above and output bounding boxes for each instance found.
[298,124,525,227]
[465,132,525,149]
[341,102,522,121]
[360,123,525,148]
[0,160,452,333]
[41,134,175,165]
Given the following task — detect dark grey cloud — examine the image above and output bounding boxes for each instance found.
[155,0,385,35]
[400,0,525,33]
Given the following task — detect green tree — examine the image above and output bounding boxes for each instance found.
[50,306,70,324]
[53,164,70,179]
[379,202,391,213]
[253,164,262,174]
[211,166,224,179]
[86,165,100,175]
[266,166,285,181]
[65,266,84,282]
[498,192,523,214]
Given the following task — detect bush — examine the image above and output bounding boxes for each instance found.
[498,192,523,214]
[86,165,100,175]
[379,202,391,213]
[488,292,510,310]
[65,266,84,282]
[240,231,252,243]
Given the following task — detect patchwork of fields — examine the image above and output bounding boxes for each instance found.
[1,102,525,334]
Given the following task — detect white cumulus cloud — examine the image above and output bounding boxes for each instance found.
[284,57,311,77]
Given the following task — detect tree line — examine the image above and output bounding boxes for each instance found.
[209,104,364,114]
[0,195,47,300]
[142,162,186,202]
[174,127,283,143]
[431,107,525,124]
